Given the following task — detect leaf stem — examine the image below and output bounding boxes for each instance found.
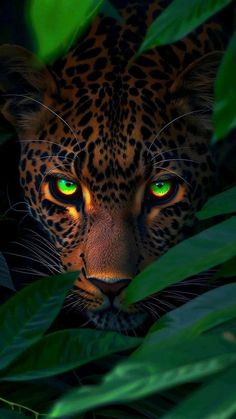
[0,396,48,418]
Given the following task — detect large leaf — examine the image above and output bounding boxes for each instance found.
[0,272,77,371]
[125,217,236,304]
[213,31,236,140]
[197,186,236,219]
[144,283,236,345]
[163,364,236,419]
[2,329,141,381]
[0,252,15,291]
[138,0,232,54]
[49,334,236,417]
[27,0,104,62]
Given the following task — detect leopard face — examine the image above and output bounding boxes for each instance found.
[0,0,227,332]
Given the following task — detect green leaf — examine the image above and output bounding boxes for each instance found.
[217,256,236,278]
[0,272,77,371]
[2,329,141,381]
[0,410,27,418]
[125,217,236,304]
[197,186,236,219]
[0,252,15,291]
[27,0,105,62]
[49,335,236,417]
[162,364,236,419]
[213,31,236,140]
[145,283,236,344]
[138,0,232,54]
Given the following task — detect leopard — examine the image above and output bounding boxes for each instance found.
[0,0,232,333]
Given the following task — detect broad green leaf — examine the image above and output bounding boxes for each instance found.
[50,334,236,417]
[213,31,236,140]
[2,329,141,381]
[143,283,236,346]
[197,186,236,219]
[138,0,232,54]
[125,217,236,304]
[0,410,27,418]
[217,256,236,278]
[27,0,105,62]
[163,364,236,419]
[0,272,77,371]
[0,252,15,291]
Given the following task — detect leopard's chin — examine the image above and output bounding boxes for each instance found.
[86,308,148,332]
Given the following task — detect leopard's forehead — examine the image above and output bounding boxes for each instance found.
[20,0,222,206]
[36,2,221,158]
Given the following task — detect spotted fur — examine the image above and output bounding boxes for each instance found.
[0,0,230,332]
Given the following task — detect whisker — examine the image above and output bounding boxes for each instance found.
[150,146,198,162]
[148,108,208,151]
[22,238,60,262]
[11,267,49,277]
[153,158,200,166]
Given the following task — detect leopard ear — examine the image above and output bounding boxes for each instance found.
[170,51,223,131]
[0,44,57,134]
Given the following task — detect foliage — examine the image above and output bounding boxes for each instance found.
[213,31,236,140]
[0,252,15,291]
[27,0,105,62]
[0,0,235,418]
[137,0,232,52]
[125,216,236,304]
[137,0,236,140]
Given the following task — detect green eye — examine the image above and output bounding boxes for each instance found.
[148,180,177,203]
[150,181,172,197]
[56,178,78,197]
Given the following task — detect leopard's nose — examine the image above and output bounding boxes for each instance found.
[88,277,130,299]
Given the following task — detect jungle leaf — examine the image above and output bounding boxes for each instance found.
[162,364,236,419]
[145,283,236,344]
[27,0,105,62]
[0,272,77,371]
[213,31,236,140]
[2,329,141,381]
[197,186,236,219]
[137,0,232,54]
[0,252,15,291]
[125,217,236,304]
[49,334,236,417]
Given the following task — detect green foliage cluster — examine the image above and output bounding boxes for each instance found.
[0,0,236,417]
